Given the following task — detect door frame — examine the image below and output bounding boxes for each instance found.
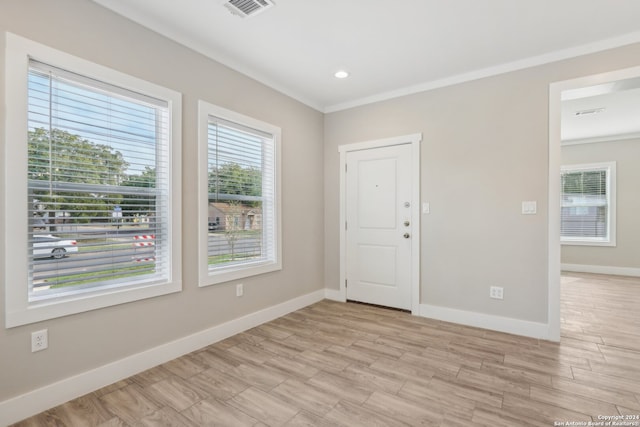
[548,65,640,341]
[338,133,422,314]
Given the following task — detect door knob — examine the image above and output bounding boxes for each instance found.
[404,221,410,227]
[403,233,410,239]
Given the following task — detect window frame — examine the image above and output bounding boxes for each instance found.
[4,33,182,328]
[560,161,616,247]
[197,100,281,287]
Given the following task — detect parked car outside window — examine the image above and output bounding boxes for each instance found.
[33,235,78,259]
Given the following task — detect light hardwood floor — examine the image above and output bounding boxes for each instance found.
[13,273,640,426]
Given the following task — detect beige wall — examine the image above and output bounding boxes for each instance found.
[561,138,640,268]
[0,0,324,402]
[324,43,640,323]
[3,0,640,413]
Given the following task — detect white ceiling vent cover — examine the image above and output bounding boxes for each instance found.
[225,0,275,18]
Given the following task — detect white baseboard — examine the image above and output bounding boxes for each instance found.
[419,304,552,341]
[562,263,640,277]
[324,288,345,302]
[323,290,552,340]
[0,289,326,426]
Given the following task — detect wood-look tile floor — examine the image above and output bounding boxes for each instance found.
[13,273,640,426]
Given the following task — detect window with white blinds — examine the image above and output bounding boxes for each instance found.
[561,162,616,246]
[27,60,171,300]
[4,34,182,327]
[198,101,281,286]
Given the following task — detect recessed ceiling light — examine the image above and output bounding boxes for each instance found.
[334,70,350,79]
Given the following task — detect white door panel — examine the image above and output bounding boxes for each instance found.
[357,245,397,286]
[357,158,397,229]
[346,144,413,310]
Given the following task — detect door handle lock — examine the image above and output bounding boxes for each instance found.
[404,221,410,227]
[403,233,410,239]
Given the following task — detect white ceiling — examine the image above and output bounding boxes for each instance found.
[562,81,640,142]
[93,0,640,113]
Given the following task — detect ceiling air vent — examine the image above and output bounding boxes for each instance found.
[225,0,275,18]
[574,108,605,117]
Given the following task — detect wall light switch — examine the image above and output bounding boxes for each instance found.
[422,202,430,214]
[522,201,537,215]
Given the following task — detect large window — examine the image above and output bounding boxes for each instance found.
[561,162,616,246]
[198,101,281,286]
[5,34,182,327]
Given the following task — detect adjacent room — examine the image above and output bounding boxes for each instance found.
[2,1,640,425]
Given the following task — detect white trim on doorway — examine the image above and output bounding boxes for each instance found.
[338,133,422,314]
[548,64,640,342]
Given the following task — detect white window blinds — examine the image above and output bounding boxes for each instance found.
[27,60,171,301]
[561,163,614,244]
[206,116,277,271]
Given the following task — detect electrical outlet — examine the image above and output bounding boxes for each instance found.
[522,201,537,215]
[490,286,504,300]
[31,329,48,352]
[236,283,243,297]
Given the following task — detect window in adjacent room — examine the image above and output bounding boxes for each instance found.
[560,162,616,246]
[198,101,281,286]
[4,34,182,327]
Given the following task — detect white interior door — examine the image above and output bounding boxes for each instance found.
[345,144,413,310]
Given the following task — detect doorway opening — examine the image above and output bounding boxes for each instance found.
[549,66,640,341]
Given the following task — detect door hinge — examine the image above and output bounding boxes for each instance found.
[345,221,348,230]
[345,163,347,172]
[345,279,348,288]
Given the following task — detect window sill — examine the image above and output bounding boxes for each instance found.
[561,239,616,247]
[6,280,182,328]
[199,260,282,287]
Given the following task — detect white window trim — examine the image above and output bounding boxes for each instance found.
[197,100,282,287]
[4,33,182,328]
[560,161,616,247]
